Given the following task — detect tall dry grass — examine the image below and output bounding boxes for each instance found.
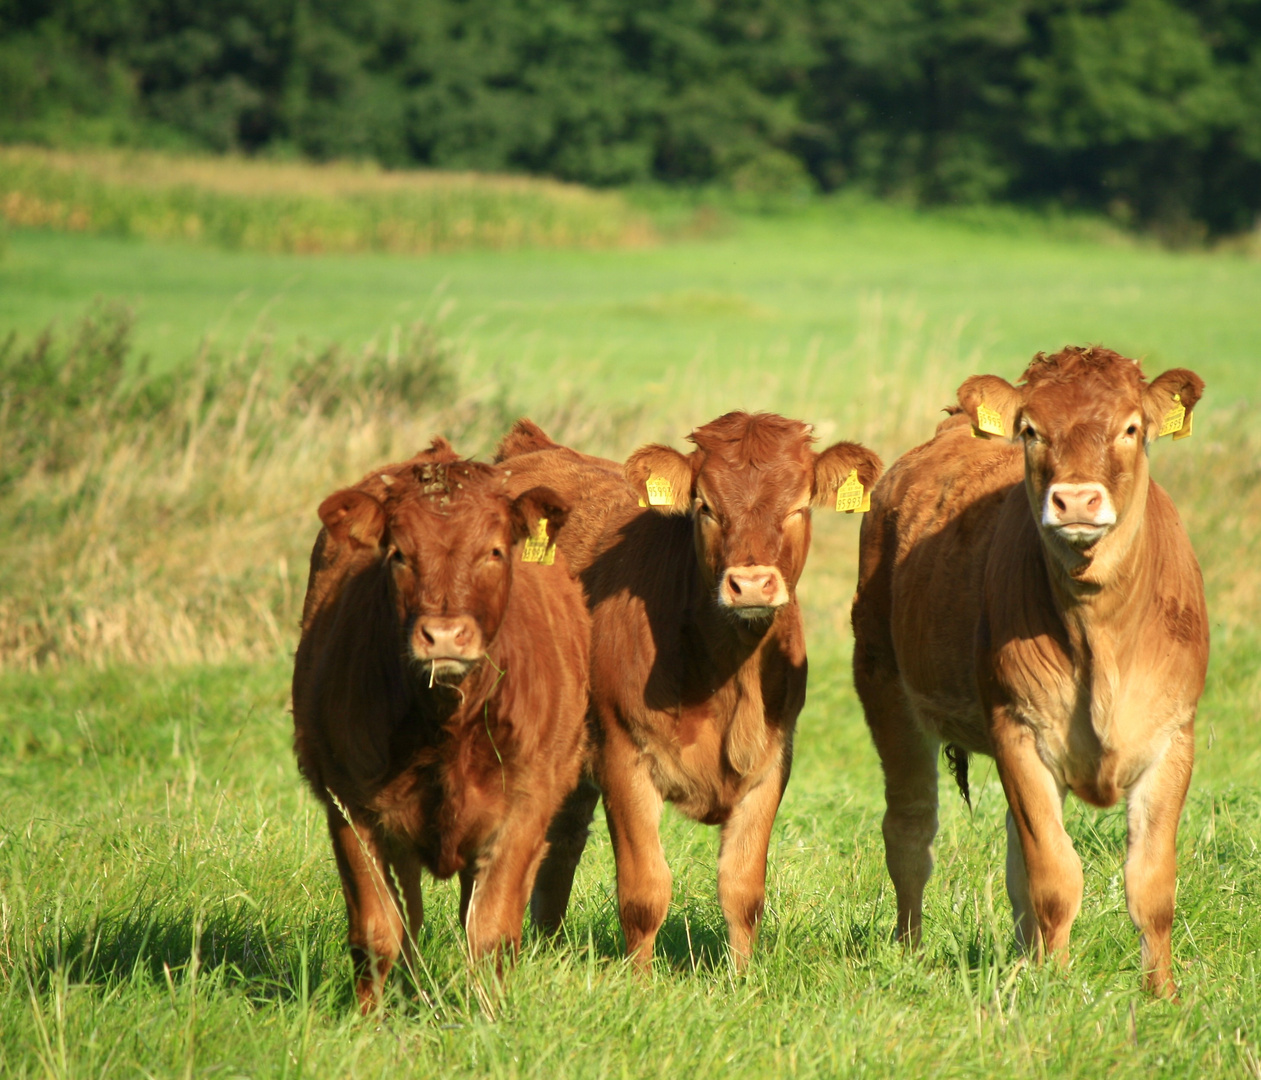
[1,299,1255,672]
[0,146,656,254]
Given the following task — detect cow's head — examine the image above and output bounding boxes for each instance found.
[958,346,1203,570]
[625,412,882,622]
[318,459,568,685]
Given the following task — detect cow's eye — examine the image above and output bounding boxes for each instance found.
[698,502,713,518]
[489,547,504,561]
[1021,422,1037,441]
[1124,423,1139,437]
[390,547,406,565]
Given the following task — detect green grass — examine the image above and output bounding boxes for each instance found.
[1,647,1258,1079]
[2,172,1260,1076]
[2,195,1260,409]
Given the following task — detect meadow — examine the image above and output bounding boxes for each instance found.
[1,153,1260,1078]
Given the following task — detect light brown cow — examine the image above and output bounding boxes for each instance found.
[292,441,590,1011]
[852,346,1207,995]
[497,414,882,968]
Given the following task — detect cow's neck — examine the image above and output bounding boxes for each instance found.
[1038,473,1157,738]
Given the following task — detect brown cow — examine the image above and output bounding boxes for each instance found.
[852,347,1207,995]
[497,414,882,968]
[292,440,590,1011]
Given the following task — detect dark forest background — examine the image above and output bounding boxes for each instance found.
[3,0,1261,236]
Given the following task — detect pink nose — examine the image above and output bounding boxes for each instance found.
[1045,483,1115,527]
[721,565,788,609]
[412,616,484,660]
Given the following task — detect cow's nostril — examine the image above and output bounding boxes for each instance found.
[1087,493,1101,511]
[420,624,436,645]
[760,576,776,596]
[728,577,743,596]
[1052,492,1067,514]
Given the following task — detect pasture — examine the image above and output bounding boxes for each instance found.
[1,165,1260,1077]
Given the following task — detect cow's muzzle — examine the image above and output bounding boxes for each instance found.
[719,564,789,620]
[411,615,485,683]
[1042,483,1117,547]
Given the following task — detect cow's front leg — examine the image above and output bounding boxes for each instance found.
[599,721,670,970]
[327,808,419,1013]
[993,714,1082,963]
[463,803,553,964]
[531,778,601,935]
[717,766,786,970]
[1124,719,1193,997]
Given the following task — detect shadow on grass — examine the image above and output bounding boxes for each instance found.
[19,901,357,1010]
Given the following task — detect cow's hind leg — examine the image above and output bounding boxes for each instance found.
[994,716,1082,963]
[717,767,787,970]
[1124,720,1193,997]
[531,778,601,935]
[860,672,940,943]
[328,809,412,1014]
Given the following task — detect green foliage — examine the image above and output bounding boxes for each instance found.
[5,0,1261,231]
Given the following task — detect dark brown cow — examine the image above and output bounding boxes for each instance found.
[852,347,1208,995]
[292,440,590,1011]
[497,414,882,968]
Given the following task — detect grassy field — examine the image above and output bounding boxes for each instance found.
[1,159,1260,1077]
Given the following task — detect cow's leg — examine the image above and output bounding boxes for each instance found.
[717,768,786,970]
[387,843,424,979]
[1123,720,1193,997]
[861,675,940,943]
[599,725,670,970]
[463,805,553,963]
[327,809,410,1013]
[531,778,601,935]
[994,719,1081,963]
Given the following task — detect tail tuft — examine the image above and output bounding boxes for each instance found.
[944,744,971,811]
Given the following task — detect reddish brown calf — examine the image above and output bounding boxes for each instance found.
[292,441,589,1011]
[498,414,882,968]
[852,347,1208,995]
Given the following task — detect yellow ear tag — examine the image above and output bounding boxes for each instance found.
[645,475,674,507]
[1172,409,1193,441]
[520,517,555,565]
[1159,394,1188,439]
[835,468,868,513]
[972,401,1006,439]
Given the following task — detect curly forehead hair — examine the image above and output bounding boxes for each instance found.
[1020,346,1146,392]
[688,411,814,467]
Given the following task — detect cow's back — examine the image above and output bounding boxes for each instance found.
[854,416,1023,751]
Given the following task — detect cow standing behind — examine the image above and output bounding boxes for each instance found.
[852,347,1208,995]
[292,441,589,1011]
[498,413,882,968]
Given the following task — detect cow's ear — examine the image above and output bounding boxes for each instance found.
[318,489,386,549]
[812,441,883,509]
[495,418,559,462]
[1143,368,1205,439]
[957,374,1023,439]
[509,486,570,544]
[624,444,694,514]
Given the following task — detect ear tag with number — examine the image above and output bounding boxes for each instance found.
[520,517,556,565]
[1159,394,1188,439]
[972,401,1006,439]
[645,475,674,507]
[1172,409,1193,441]
[835,468,868,513]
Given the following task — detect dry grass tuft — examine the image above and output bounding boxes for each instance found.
[0,300,1255,672]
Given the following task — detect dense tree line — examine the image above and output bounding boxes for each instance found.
[3,0,1260,234]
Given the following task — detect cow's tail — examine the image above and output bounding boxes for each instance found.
[944,744,971,811]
